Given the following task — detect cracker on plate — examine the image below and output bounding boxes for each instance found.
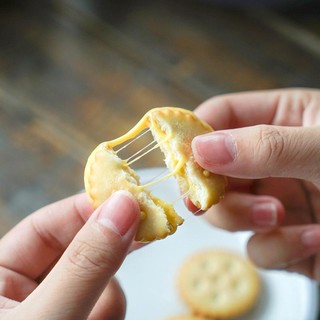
[177,250,261,319]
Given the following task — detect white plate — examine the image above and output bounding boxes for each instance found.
[117,168,319,320]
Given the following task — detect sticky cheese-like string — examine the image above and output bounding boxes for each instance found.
[126,139,159,164]
[106,113,149,148]
[105,111,188,190]
[171,188,191,205]
[115,128,151,153]
[141,156,186,188]
[142,167,169,185]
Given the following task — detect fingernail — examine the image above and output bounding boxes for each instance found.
[193,132,236,165]
[97,191,139,236]
[301,229,320,248]
[251,202,277,227]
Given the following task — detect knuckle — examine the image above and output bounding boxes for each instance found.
[0,268,11,296]
[67,239,116,279]
[255,125,286,169]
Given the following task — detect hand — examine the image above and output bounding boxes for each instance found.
[0,190,140,319]
[191,88,320,281]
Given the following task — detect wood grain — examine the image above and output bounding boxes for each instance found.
[1,0,320,235]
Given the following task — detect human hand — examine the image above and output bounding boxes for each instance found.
[191,88,320,281]
[0,190,140,319]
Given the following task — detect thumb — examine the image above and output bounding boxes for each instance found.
[192,125,320,184]
[20,190,140,320]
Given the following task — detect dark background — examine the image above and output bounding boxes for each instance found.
[1,0,320,234]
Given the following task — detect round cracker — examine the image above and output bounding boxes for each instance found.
[177,250,261,319]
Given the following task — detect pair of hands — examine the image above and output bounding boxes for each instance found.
[1,88,319,319]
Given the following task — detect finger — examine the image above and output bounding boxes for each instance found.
[0,193,94,280]
[204,192,285,231]
[88,277,126,320]
[0,267,37,301]
[184,197,204,215]
[18,191,140,320]
[194,88,316,129]
[192,125,320,185]
[0,297,19,310]
[129,241,146,252]
[247,225,320,277]
[283,258,314,280]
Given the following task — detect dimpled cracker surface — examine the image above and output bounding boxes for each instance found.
[177,250,261,319]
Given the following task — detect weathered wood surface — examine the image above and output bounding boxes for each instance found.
[1,0,320,235]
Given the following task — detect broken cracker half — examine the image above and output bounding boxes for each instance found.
[84,107,226,242]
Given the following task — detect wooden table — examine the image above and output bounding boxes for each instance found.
[1,0,320,234]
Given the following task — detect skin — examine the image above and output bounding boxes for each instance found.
[0,190,140,319]
[191,88,320,281]
[1,88,319,318]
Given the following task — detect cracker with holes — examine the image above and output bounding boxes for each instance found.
[84,107,226,242]
[177,250,261,319]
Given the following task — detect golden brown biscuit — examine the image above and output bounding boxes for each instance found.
[177,250,261,319]
[84,107,226,242]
